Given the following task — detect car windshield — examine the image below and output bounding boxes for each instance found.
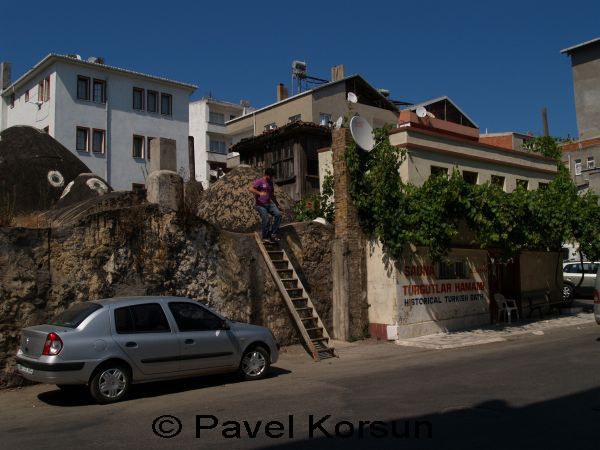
[49,302,103,328]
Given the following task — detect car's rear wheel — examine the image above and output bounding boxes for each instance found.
[240,347,270,381]
[562,283,575,303]
[90,363,131,404]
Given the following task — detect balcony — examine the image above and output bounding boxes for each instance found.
[207,121,227,134]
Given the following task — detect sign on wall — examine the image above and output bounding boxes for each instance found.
[396,249,489,326]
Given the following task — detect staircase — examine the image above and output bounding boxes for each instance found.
[254,233,336,361]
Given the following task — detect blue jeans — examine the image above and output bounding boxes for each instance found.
[255,204,281,239]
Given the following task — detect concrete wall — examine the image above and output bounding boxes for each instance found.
[4,64,56,135]
[570,43,600,140]
[189,99,243,188]
[367,245,490,340]
[4,61,193,191]
[318,148,333,194]
[390,129,556,190]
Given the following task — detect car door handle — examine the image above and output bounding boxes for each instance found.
[184,339,195,345]
[125,341,138,348]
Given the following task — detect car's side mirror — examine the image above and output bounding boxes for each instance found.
[221,320,230,330]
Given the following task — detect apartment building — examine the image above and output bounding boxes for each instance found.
[226,73,399,144]
[189,97,252,188]
[561,38,600,192]
[0,55,197,190]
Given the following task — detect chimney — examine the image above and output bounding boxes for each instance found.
[0,62,12,91]
[277,83,289,102]
[331,64,345,82]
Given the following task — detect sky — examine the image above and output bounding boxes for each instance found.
[1,0,599,138]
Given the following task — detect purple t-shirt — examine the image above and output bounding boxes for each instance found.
[253,177,274,206]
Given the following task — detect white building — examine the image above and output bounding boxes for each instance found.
[189,97,252,188]
[0,54,197,190]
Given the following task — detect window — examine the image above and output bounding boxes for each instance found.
[132,135,145,158]
[92,79,106,103]
[25,90,29,102]
[92,129,105,153]
[564,264,582,274]
[538,182,548,190]
[438,258,468,280]
[209,111,225,124]
[209,139,226,154]
[38,81,44,102]
[584,263,599,274]
[319,113,332,126]
[288,114,301,123]
[229,114,236,120]
[516,179,529,190]
[272,145,294,179]
[575,159,582,175]
[9,93,14,108]
[160,93,172,115]
[587,156,595,170]
[463,171,478,185]
[133,87,144,110]
[430,166,448,177]
[114,304,171,334]
[147,90,158,113]
[491,175,505,189]
[264,122,277,131]
[49,302,103,328]
[77,76,90,100]
[168,302,223,331]
[76,127,89,152]
[132,183,145,191]
[43,76,50,101]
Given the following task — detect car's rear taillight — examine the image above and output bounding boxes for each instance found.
[42,332,63,355]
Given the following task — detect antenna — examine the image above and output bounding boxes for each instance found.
[416,106,427,118]
[347,92,358,103]
[349,115,375,152]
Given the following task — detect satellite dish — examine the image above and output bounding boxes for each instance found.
[347,92,358,103]
[349,115,375,152]
[416,106,427,118]
[334,116,344,129]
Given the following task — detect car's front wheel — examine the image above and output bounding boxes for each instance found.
[562,283,575,303]
[240,347,270,381]
[89,363,131,404]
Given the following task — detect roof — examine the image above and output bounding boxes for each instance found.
[231,121,331,153]
[226,74,398,125]
[561,37,600,54]
[190,96,247,110]
[480,131,532,139]
[408,96,479,129]
[1,54,198,95]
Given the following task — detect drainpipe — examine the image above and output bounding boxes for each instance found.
[105,77,111,185]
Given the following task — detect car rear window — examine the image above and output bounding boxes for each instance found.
[49,302,103,328]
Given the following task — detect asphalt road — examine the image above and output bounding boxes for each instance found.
[1,322,600,450]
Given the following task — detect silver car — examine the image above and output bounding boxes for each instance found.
[562,261,599,301]
[16,296,279,403]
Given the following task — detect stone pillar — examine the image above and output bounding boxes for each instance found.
[331,128,368,340]
[146,170,183,211]
[150,138,177,173]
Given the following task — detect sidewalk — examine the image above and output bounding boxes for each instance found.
[395,312,596,350]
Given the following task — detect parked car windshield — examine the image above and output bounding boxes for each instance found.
[49,302,103,328]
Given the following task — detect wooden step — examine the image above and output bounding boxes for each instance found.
[277,269,294,278]
[273,261,288,270]
[305,327,323,333]
[311,337,329,342]
[267,251,284,260]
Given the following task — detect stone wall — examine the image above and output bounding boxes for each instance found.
[0,205,333,388]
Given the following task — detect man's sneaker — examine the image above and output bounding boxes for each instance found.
[271,234,280,242]
[262,238,273,244]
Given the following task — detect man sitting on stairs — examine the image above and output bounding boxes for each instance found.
[248,167,282,244]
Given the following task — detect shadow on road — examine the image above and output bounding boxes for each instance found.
[257,388,600,450]
[36,366,291,407]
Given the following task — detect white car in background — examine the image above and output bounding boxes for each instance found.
[562,261,599,301]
